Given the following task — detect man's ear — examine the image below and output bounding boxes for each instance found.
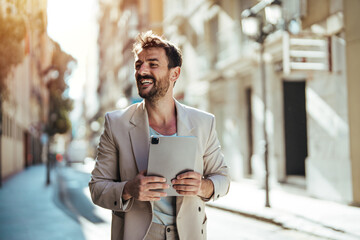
[170,67,181,83]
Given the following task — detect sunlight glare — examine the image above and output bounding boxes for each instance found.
[47,0,98,100]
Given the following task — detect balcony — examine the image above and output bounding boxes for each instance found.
[283,34,329,73]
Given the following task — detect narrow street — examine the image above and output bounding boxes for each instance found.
[58,162,329,240]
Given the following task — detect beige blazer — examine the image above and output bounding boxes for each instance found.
[89,100,230,240]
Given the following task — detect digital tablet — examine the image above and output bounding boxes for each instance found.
[147,135,197,196]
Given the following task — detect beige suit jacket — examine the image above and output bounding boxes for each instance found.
[89,100,230,240]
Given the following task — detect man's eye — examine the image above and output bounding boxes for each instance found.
[150,63,158,67]
[135,64,141,69]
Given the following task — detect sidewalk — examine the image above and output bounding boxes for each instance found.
[207,180,360,240]
[0,165,86,240]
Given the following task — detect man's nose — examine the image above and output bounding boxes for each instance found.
[137,63,150,76]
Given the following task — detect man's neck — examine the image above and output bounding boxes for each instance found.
[145,97,177,136]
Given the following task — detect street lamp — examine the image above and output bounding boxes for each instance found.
[265,0,282,25]
[241,0,282,43]
[42,66,59,185]
[241,10,262,40]
[241,0,282,208]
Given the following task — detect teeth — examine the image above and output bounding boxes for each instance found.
[141,79,153,85]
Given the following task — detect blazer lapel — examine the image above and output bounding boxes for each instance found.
[175,99,194,137]
[129,101,150,173]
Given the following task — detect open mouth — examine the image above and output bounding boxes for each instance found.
[140,79,153,85]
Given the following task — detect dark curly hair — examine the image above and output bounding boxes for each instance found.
[132,31,182,69]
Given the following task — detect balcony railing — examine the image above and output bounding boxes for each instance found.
[283,33,329,73]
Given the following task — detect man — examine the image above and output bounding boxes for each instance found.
[89,31,230,240]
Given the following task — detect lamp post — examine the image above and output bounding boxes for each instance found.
[241,0,282,208]
[42,67,59,185]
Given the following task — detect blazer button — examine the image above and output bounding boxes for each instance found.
[201,229,204,234]
[114,201,117,206]
[198,207,201,212]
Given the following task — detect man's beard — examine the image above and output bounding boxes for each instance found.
[136,74,170,102]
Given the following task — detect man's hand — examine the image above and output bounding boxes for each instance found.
[122,170,169,201]
[171,171,214,199]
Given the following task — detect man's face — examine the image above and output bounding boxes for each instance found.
[134,47,171,102]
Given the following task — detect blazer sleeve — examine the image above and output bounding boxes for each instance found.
[202,116,230,201]
[89,113,134,212]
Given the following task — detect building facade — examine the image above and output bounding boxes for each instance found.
[0,0,53,181]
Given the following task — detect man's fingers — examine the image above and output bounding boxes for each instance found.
[143,189,167,200]
[171,178,200,186]
[172,184,199,192]
[141,176,167,184]
[148,189,167,197]
[176,171,201,180]
[149,197,161,201]
[138,171,167,183]
[147,183,169,190]
[137,188,167,200]
[175,190,197,196]
[171,176,201,196]
[144,196,163,201]
[138,182,168,194]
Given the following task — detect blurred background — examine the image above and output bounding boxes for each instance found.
[1,0,360,239]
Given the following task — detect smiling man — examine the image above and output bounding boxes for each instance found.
[89,31,230,240]
[135,47,172,102]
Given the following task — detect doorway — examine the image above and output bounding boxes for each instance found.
[283,81,308,176]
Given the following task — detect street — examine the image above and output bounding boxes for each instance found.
[59,162,329,240]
